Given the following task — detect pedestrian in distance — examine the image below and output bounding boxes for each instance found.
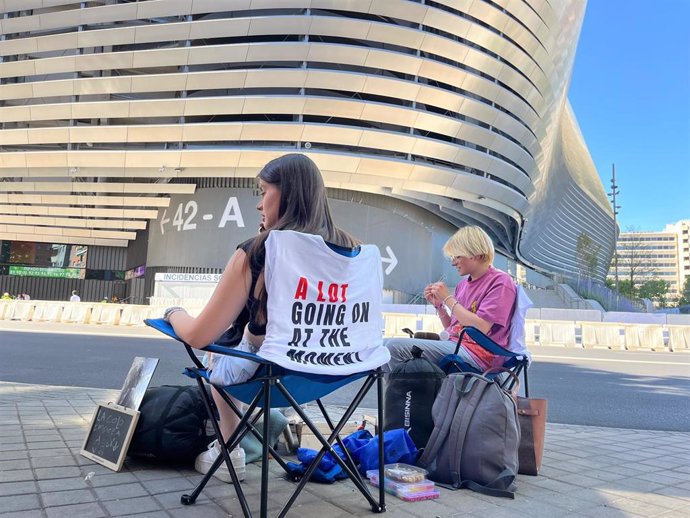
[69,290,81,302]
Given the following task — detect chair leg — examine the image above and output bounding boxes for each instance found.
[376,369,386,513]
[315,399,364,488]
[181,378,253,518]
[275,375,381,518]
[260,379,272,518]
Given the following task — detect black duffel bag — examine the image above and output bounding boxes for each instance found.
[129,385,214,465]
[383,345,446,451]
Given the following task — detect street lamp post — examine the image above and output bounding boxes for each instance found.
[608,164,621,292]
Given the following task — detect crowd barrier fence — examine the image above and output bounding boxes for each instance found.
[0,300,688,352]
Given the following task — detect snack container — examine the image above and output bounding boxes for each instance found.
[367,473,440,502]
[382,463,428,483]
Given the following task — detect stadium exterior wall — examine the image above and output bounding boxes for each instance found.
[0,0,614,297]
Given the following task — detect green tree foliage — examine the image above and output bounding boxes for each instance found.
[576,232,600,279]
[617,279,636,299]
[680,277,690,306]
[638,279,670,308]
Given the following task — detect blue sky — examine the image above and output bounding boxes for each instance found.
[568,0,690,232]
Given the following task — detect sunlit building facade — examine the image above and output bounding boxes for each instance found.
[0,0,614,302]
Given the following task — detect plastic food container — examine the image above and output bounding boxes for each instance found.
[382,463,428,483]
[367,473,440,502]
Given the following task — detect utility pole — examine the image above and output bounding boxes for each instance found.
[608,164,621,290]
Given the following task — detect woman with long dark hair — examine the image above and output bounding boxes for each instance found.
[163,153,358,482]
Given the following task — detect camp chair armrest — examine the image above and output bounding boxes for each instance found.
[202,344,272,364]
[458,326,517,357]
[144,318,272,365]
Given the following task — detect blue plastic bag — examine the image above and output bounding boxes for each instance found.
[358,428,418,473]
[286,428,418,483]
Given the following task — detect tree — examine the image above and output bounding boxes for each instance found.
[638,279,670,308]
[617,279,637,299]
[680,277,690,306]
[612,227,658,291]
[576,232,601,279]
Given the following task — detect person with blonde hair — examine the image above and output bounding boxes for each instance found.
[385,225,517,371]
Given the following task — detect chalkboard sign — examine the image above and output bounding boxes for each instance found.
[80,403,140,471]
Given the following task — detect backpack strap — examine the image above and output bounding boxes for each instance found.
[456,469,516,499]
[451,380,518,499]
[417,377,458,468]
[447,375,488,486]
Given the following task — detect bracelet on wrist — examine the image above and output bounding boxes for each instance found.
[441,295,454,306]
[449,301,459,314]
[163,306,185,323]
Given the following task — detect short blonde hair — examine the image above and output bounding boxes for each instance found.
[443,226,495,264]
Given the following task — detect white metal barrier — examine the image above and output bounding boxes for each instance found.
[31,302,63,323]
[667,325,690,352]
[623,325,665,351]
[581,322,623,350]
[538,321,577,347]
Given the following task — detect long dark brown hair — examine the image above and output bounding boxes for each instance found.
[247,153,357,324]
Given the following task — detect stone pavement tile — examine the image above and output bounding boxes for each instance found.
[0,442,25,452]
[0,469,34,483]
[654,487,690,504]
[0,493,41,513]
[38,478,90,492]
[34,466,82,479]
[93,482,148,501]
[0,481,38,497]
[87,472,139,487]
[635,471,690,486]
[641,457,690,470]
[27,448,71,458]
[0,459,31,471]
[152,490,187,510]
[168,502,233,518]
[101,495,163,516]
[628,491,689,511]
[30,455,78,469]
[0,434,24,445]
[140,476,196,495]
[530,477,583,493]
[657,505,690,517]
[0,450,27,461]
[605,496,678,517]
[606,477,668,494]
[41,488,96,507]
[0,512,48,518]
[571,503,644,517]
[283,499,359,518]
[26,441,67,450]
[133,468,187,482]
[556,471,628,487]
[44,502,106,518]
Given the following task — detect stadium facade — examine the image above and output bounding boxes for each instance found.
[0,0,615,303]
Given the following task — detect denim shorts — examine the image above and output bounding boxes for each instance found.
[208,336,260,386]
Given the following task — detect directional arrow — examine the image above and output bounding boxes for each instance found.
[159,209,170,235]
[381,245,398,275]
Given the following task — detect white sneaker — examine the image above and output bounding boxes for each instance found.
[194,440,246,483]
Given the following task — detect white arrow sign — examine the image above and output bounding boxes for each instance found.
[381,245,398,275]
[159,209,170,235]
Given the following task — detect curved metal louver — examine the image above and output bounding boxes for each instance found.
[0,0,613,278]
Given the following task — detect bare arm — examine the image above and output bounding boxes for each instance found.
[168,248,252,349]
[430,282,492,335]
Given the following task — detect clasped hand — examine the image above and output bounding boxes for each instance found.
[424,282,451,306]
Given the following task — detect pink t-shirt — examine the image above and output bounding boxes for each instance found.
[446,266,517,370]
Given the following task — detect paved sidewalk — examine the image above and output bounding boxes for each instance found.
[1,381,689,518]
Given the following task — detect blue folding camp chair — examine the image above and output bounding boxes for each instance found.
[143,229,389,518]
[145,318,385,518]
[437,285,533,395]
[437,326,530,396]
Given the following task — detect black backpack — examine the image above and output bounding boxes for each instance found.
[128,385,214,464]
[383,345,446,450]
